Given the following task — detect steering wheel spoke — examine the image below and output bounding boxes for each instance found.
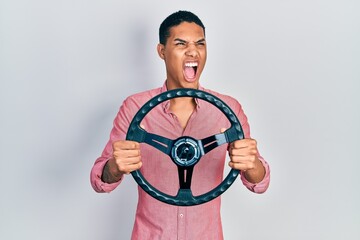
[175,189,196,203]
[143,131,174,155]
[200,132,228,154]
[177,166,194,189]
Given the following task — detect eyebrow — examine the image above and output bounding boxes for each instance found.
[174,38,206,44]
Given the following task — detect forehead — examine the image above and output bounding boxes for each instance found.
[168,22,205,40]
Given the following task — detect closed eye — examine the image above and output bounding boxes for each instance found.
[196,39,206,46]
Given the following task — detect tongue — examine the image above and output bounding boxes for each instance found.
[184,67,196,79]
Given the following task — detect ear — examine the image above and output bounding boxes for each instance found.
[157,43,165,60]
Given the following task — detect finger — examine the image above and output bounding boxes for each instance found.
[115,154,141,167]
[220,127,226,133]
[229,154,257,163]
[229,158,256,170]
[120,160,143,174]
[231,139,257,149]
[121,155,142,165]
[113,140,140,150]
[113,148,141,159]
[229,147,258,157]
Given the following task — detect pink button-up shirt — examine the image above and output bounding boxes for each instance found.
[90,83,270,239]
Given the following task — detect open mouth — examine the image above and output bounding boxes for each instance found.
[184,62,198,80]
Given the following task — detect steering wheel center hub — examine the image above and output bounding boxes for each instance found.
[171,137,200,167]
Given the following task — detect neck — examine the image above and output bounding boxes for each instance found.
[169,97,196,130]
[170,97,195,108]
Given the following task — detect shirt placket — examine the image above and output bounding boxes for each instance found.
[177,206,186,240]
[164,99,199,240]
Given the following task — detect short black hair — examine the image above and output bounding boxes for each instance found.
[159,10,205,45]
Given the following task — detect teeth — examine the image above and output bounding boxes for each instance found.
[185,62,198,67]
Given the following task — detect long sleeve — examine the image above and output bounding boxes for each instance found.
[234,99,271,193]
[90,97,136,193]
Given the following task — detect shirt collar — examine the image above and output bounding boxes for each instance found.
[160,81,204,113]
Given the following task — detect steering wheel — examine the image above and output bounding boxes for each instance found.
[126,88,244,206]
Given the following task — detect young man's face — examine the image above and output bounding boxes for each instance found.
[157,22,207,90]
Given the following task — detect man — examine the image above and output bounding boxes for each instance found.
[91,10,270,239]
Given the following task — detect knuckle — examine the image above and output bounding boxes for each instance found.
[113,140,126,149]
[228,149,234,156]
[113,152,119,159]
[233,141,240,148]
[230,156,238,162]
[133,141,140,149]
[233,149,241,156]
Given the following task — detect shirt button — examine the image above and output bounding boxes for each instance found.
[179,213,184,218]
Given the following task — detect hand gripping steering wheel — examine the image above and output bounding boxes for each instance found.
[126,88,244,206]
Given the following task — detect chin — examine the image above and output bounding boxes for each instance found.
[182,80,199,89]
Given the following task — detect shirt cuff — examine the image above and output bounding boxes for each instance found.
[90,158,122,193]
[240,156,270,193]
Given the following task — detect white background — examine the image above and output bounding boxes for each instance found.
[0,0,359,239]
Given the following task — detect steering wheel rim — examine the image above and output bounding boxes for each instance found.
[126,88,244,206]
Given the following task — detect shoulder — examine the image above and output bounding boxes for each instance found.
[123,87,163,108]
[116,87,163,122]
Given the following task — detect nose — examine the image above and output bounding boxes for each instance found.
[185,43,199,57]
